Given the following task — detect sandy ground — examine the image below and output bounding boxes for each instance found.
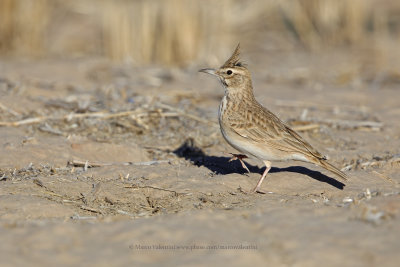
[0,50,400,266]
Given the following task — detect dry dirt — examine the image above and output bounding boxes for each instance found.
[0,50,399,266]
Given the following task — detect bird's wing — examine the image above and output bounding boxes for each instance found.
[228,103,325,160]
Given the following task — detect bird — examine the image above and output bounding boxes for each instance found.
[199,44,348,193]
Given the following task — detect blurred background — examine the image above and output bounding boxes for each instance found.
[1,0,400,67]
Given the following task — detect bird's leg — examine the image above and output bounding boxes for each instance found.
[252,161,271,194]
[228,153,250,173]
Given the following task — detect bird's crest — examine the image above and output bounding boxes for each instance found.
[221,43,244,68]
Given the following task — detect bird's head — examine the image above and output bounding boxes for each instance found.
[199,44,252,91]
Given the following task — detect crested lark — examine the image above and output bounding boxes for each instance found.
[200,44,348,193]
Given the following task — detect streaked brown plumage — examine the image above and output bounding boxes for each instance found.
[200,44,348,193]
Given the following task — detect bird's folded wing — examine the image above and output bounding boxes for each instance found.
[229,117,325,160]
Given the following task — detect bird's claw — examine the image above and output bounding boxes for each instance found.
[229,153,251,173]
[251,186,266,194]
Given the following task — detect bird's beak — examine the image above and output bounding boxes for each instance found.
[199,68,218,77]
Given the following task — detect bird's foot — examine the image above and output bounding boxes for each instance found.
[228,153,251,173]
[251,186,266,194]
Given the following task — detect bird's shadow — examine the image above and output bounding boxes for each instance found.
[173,139,345,190]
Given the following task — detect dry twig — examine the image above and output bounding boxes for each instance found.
[372,171,396,184]
[125,184,187,196]
[157,102,218,126]
[296,118,383,130]
[0,110,141,127]
[68,159,170,168]
[0,102,20,116]
[291,124,320,132]
[80,205,103,214]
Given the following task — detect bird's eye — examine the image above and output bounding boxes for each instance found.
[227,70,233,75]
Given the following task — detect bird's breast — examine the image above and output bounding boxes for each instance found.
[218,95,228,119]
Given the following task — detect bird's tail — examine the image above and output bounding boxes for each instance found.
[316,159,348,181]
